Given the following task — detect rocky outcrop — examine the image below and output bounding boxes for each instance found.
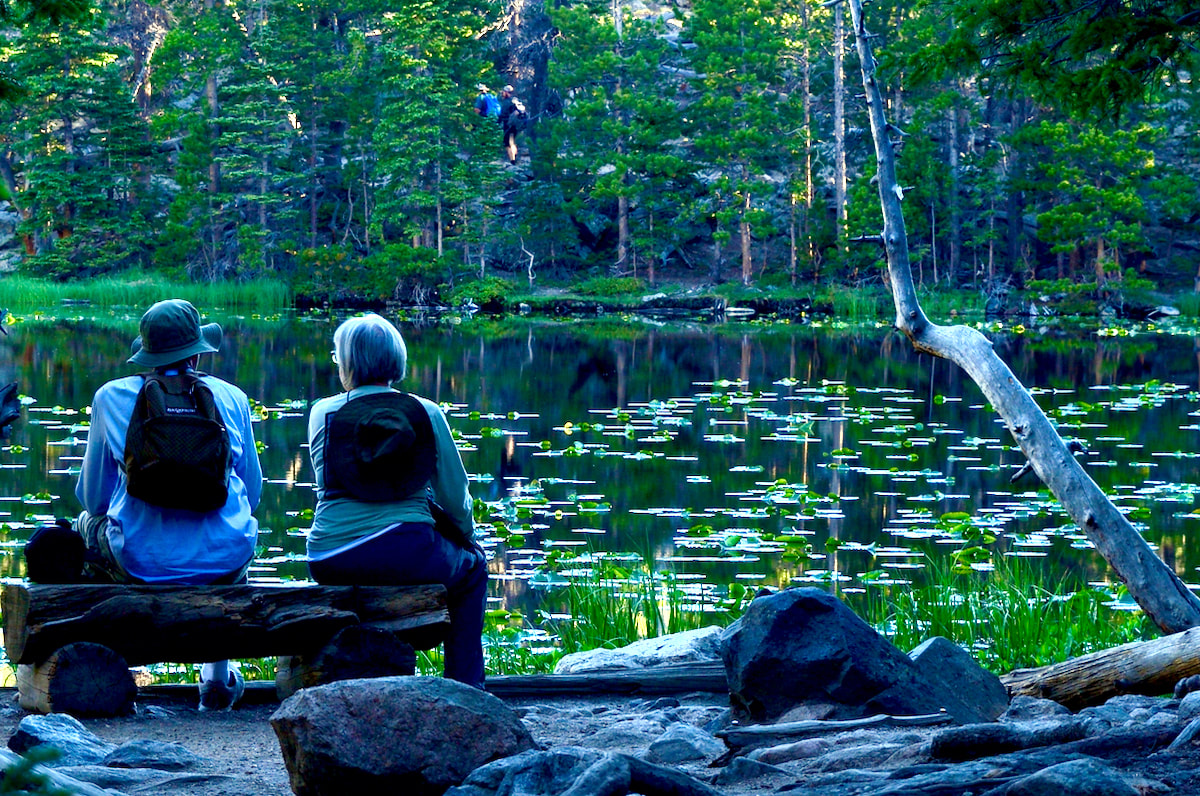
[444,746,725,796]
[270,675,536,796]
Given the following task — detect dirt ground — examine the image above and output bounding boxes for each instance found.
[1,687,294,796]
[0,684,711,796]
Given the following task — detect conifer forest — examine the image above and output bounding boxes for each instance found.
[1,0,1197,304]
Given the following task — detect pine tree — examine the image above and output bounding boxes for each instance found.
[6,7,154,277]
[686,0,803,285]
[546,0,691,282]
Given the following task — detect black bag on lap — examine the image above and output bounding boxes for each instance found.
[24,519,86,583]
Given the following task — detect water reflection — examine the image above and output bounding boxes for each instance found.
[3,312,1200,617]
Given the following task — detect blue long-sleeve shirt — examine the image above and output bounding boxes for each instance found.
[75,372,262,583]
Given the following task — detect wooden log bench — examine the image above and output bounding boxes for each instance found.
[1,582,449,717]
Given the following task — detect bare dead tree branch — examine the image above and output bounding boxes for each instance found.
[846,0,1200,634]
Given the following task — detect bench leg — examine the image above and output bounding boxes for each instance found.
[275,625,416,700]
[17,642,136,717]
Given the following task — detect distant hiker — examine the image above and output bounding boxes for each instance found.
[498,84,527,165]
[72,298,262,711]
[474,83,500,118]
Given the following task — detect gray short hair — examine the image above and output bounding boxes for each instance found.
[333,313,408,388]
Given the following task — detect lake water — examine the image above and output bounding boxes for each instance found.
[3,309,1200,621]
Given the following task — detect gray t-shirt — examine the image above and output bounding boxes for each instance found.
[306,385,473,556]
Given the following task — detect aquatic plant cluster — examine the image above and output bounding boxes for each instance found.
[0,308,1194,680]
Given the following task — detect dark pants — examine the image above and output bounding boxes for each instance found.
[308,522,488,688]
[503,127,518,163]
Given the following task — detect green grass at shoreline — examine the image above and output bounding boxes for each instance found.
[469,556,1152,679]
[4,273,1195,325]
[851,557,1152,673]
[0,274,294,313]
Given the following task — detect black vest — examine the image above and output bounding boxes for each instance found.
[322,392,437,502]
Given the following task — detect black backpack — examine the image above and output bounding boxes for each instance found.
[124,372,232,512]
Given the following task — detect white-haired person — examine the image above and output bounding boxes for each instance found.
[306,313,487,688]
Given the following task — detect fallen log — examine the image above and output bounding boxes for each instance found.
[485,661,727,698]
[847,0,1200,634]
[1000,626,1200,710]
[2,583,448,666]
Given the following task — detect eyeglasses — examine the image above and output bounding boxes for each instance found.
[330,350,339,365]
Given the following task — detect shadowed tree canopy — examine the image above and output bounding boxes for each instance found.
[914,0,1200,119]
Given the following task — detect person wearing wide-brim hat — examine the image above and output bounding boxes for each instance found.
[71,298,262,710]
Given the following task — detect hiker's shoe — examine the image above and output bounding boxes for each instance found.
[198,665,245,712]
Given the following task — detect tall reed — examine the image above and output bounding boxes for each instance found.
[0,274,293,312]
[853,556,1152,672]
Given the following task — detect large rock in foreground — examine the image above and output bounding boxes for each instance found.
[271,676,536,796]
[722,588,1006,724]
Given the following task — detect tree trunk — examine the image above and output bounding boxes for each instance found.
[204,0,220,196]
[847,0,1200,634]
[1001,627,1200,710]
[789,194,798,286]
[948,98,962,283]
[1005,99,1028,276]
[741,192,752,285]
[802,0,815,283]
[17,641,137,716]
[833,2,847,243]
[616,192,630,276]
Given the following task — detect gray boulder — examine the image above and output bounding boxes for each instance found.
[1005,758,1140,796]
[721,588,998,724]
[1002,696,1072,722]
[445,746,724,796]
[103,739,200,770]
[271,676,536,796]
[554,627,723,674]
[446,747,612,796]
[7,713,115,767]
[909,636,1009,720]
[644,723,725,763]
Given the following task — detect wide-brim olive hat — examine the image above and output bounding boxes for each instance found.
[128,299,222,368]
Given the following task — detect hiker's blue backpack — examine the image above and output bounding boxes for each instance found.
[124,372,232,512]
